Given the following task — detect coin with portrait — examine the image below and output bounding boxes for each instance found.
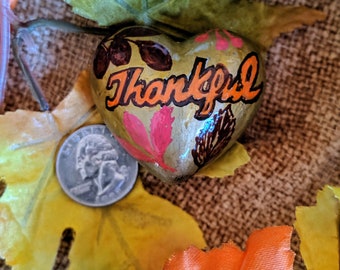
[56,124,138,207]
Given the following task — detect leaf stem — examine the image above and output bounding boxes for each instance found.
[17,18,112,36]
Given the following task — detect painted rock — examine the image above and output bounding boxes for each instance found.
[90,26,265,183]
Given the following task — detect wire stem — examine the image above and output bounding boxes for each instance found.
[12,18,119,111]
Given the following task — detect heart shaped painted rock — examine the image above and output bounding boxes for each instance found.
[90,26,265,183]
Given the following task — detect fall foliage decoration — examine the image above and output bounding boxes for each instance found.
[65,0,326,51]
[295,185,340,270]
[0,71,206,269]
[0,0,328,268]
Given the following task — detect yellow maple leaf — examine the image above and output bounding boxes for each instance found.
[0,70,206,269]
[0,203,31,266]
[294,185,340,270]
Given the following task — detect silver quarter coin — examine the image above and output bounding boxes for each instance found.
[56,124,138,207]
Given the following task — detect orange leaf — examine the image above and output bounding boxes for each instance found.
[242,226,295,270]
[164,243,243,270]
[163,226,295,270]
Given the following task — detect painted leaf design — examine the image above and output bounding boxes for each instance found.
[122,110,154,155]
[98,26,172,73]
[0,70,206,269]
[109,37,131,66]
[195,32,209,43]
[150,106,174,156]
[134,40,172,71]
[223,30,243,48]
[195,29,244,51]
[118,106,176,172]
[294,186,340,269]
[215,29,229,51]
[164,226,295,270]
[116,135,154,162]
[192,105,236,168]
[65,0,325,50]
[93,43,109,79]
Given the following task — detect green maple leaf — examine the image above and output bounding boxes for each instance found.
[64,0,325,50]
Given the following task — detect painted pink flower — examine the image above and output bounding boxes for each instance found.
[194,29,244,51]
[223,29,243,48]
[116,106,176,172]
[215,30,229,51]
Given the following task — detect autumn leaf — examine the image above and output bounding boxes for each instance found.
[196,142,250,178]
[163,226,295,270]
[64,0,325,50]
[294,185,340,270]
[151,0,326,50]
[0,70,206,269]
[0,204,31,266]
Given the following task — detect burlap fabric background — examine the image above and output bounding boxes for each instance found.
[3,0,339,269]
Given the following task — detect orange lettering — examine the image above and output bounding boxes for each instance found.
[161,75,189,105]
[104,52,263,119]
[106,68,131,109]
[219,52,262,104]
[140,79,165,106]
[239,53,263,102]
[196,63,229,118]
[123,68,145,104]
